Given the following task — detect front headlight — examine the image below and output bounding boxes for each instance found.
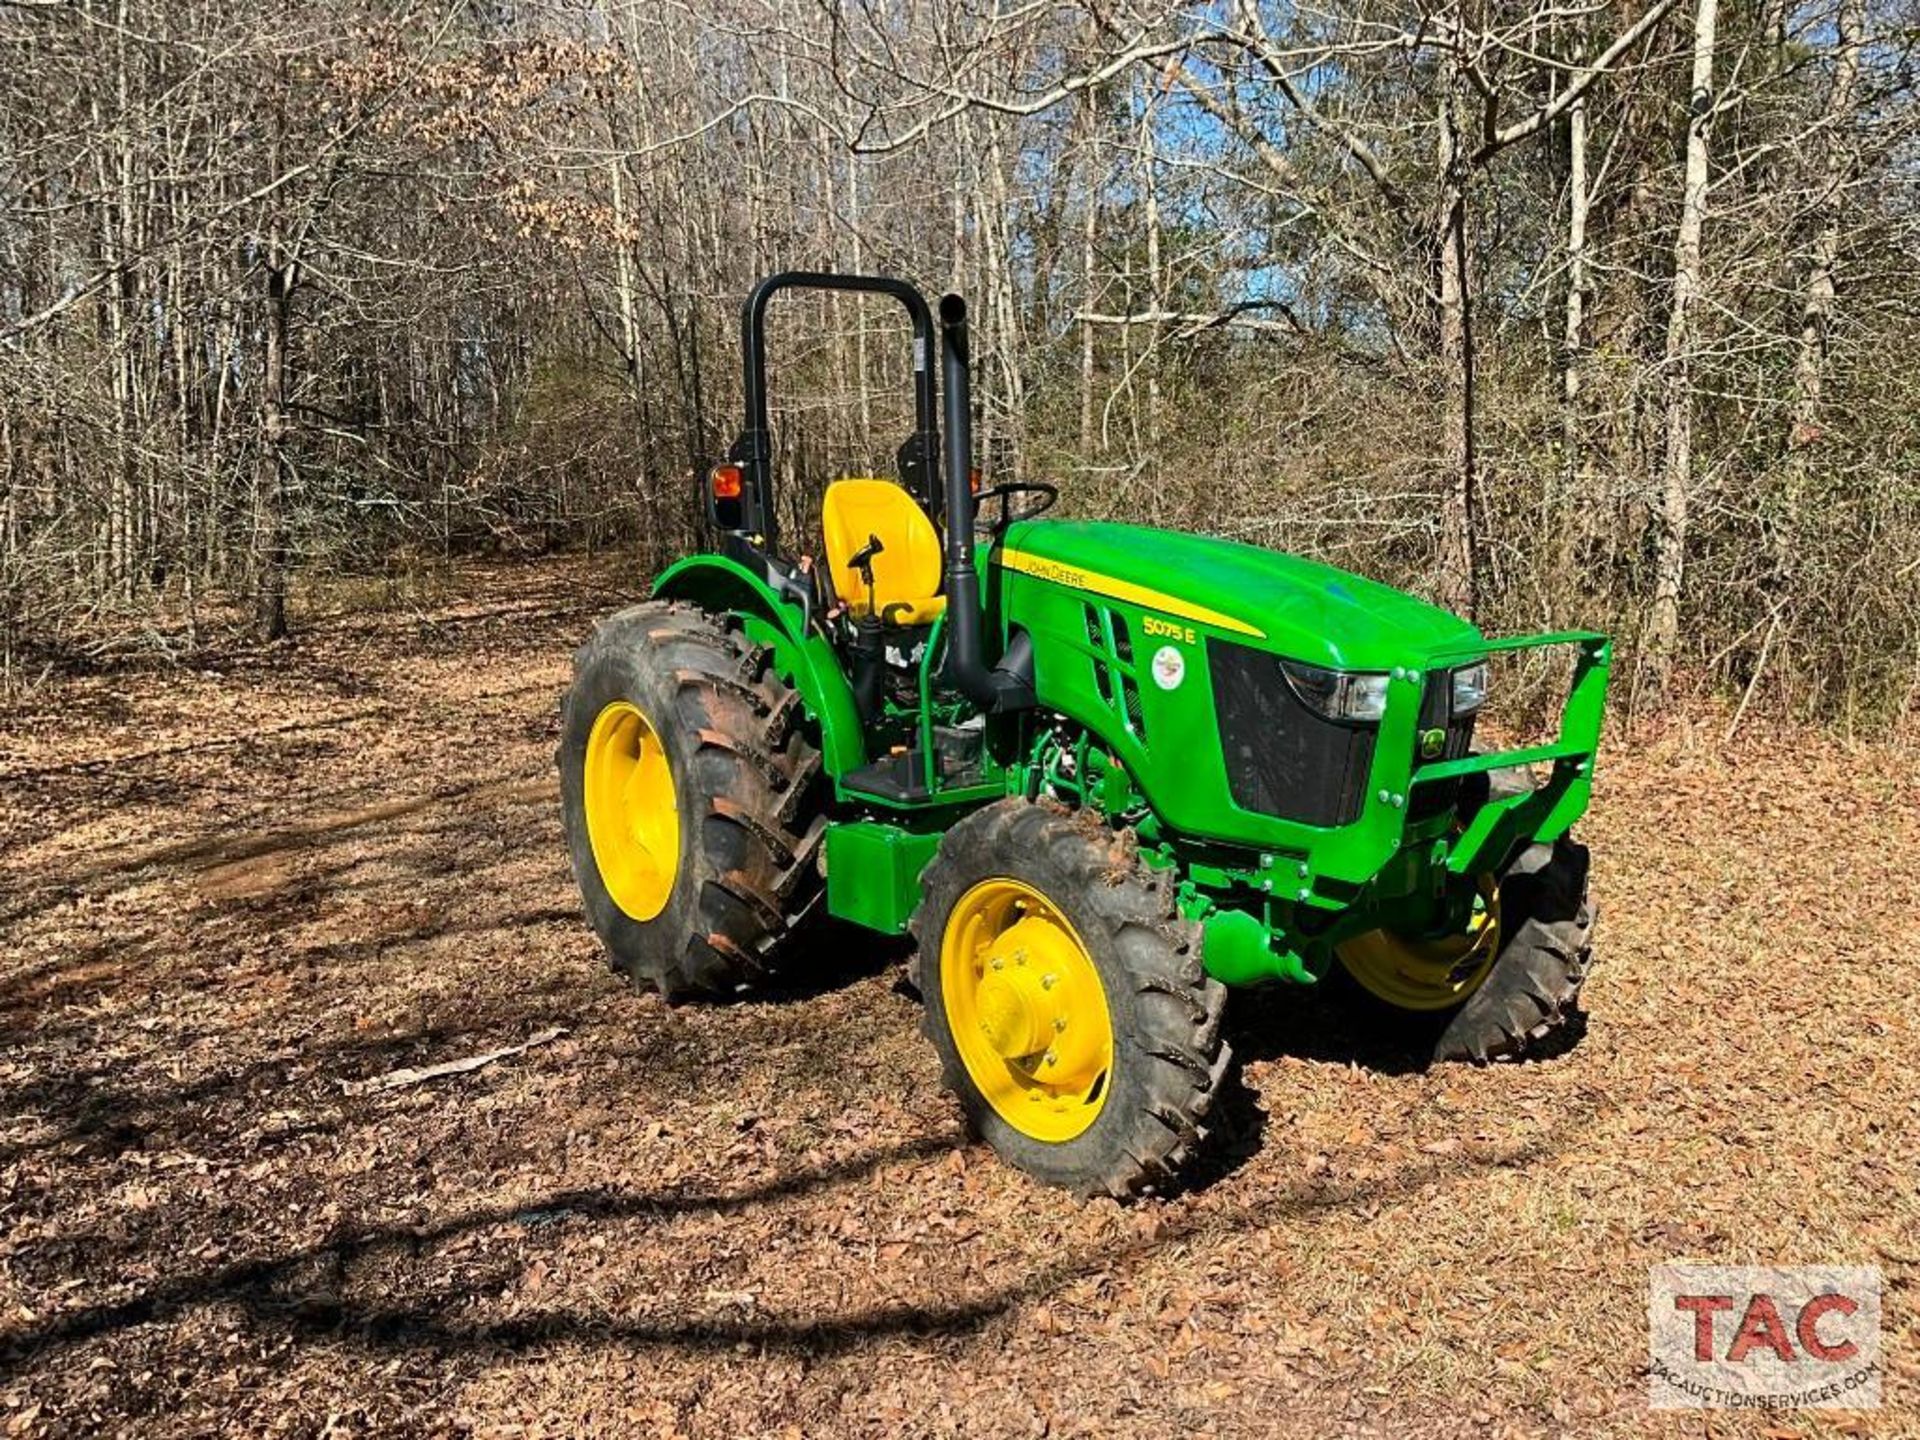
[1281,661,1390,723]
[1451,660,1490,715]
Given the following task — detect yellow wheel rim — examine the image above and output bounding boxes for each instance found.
[583,699,680,921]
[940,878,1113,1143]
[1337,880,1501,1012]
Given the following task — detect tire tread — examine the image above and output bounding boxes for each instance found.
[559,601,825,998]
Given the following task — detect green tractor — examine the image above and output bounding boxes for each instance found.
[558,273,1607,1197]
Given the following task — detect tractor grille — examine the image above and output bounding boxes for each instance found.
[1208,640,1375,827]
[1084,604,1146,741]
[1208,643,1478,828]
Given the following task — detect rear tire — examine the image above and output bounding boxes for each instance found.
[558,602,825,999]
[911,799,1231,1198]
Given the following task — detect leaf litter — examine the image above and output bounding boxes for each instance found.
[0,557,1914,1437]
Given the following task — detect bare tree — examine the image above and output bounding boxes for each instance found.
[1647,0,1719,696]
[4,0,1919,722]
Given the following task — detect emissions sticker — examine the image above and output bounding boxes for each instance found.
[1151,645,1185,691]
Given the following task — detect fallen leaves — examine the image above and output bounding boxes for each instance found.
[0,561,1915,1437]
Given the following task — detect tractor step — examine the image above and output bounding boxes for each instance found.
[845,750,937,801]
[843,725,987,803]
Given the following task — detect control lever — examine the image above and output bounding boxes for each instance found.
[846,532,887,719]
[764,555,815,632]
[848,533,885,619]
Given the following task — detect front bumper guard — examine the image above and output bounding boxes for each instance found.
[1404,630,1610,876]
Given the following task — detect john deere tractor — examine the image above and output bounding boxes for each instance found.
[559,273,1606,1197]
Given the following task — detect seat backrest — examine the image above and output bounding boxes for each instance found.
[821,479,943,614]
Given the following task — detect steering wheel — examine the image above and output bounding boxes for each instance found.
[972,481,1059,533]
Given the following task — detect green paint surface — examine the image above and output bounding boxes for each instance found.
[824,820,942,934]
[1000,519,1481,669]
[651,526,1609,988]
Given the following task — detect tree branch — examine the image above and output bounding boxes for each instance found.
[1479,0,1677,159]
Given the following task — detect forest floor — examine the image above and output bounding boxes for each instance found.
[0,556,1914,1438]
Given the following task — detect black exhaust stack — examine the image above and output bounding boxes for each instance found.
[939,294,1033,713]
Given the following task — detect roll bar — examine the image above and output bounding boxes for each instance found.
[718,272,1030,712]
[730,272,941,551]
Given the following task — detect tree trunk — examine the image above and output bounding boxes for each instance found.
[1783,0,1862,531]
[255,253,293,641]
[1079,95,1100,455]
[849,151,870,439]
[1434,54,1478,618]
[611,160,643,402]
[1558,26,1591,584]
[1647,0,1719,696]
[1141,79,1163,452]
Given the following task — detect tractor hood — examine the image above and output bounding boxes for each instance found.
[994,519,1481,670]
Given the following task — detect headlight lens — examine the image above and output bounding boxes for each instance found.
[1451,660,1490,715]
[1281,661,1390,723]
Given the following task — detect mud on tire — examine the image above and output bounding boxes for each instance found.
[558,601,825,999]
[911,798,1232,1198]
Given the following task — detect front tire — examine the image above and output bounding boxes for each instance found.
[911,799,1231,1198]
[1432,835,1593,1062]
[1336,831,1595,1064]
[558,602,825,999]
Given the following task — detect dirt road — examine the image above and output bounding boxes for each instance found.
[2,559,1913,1436]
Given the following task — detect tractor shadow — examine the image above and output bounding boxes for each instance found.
[0,1124,1557,1376]
[747,919,912,1005]
[1228,980,1442,1077]
[1181,976,1592,1195]
[1224,973,1595,1077]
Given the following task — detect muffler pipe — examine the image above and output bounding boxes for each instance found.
[938,294,1030,712]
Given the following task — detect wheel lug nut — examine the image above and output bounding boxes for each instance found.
[1043,1050,1058,1066]
[1040,973,1057,989]
[990,957,1004,971]
[1053,1016,1066,1032]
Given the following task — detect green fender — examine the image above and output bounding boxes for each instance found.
[652,554,866,777]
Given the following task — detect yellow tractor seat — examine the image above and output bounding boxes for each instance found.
[821,479,947,626]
